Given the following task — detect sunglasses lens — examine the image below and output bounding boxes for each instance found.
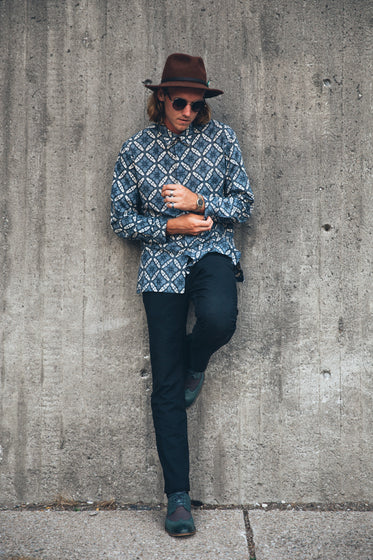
[191,101,205,112]
[171,98,205,112]
[172,98,187,110]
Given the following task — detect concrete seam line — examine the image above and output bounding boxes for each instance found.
[1,501,373,512]
[0,499,373,513]
[243,509,257,560]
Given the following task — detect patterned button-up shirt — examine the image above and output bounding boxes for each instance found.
[111,119,254,293]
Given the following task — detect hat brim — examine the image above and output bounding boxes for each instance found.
[144,82,223,98]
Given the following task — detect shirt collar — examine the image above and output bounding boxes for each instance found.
[157,123,200,147]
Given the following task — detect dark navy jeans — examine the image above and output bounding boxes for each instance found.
[142,253,238,495]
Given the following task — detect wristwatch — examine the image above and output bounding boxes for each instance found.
[196,194,204,210]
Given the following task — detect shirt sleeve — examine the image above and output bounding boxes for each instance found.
[110,142,168,244]
[203,129,254,224]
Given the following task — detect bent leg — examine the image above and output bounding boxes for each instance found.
[186,253,238,373]
[142,291,189,495]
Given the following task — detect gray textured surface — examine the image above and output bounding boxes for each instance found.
[1,0,372,506]
[0,510,250,560]
[250,511,373,560]
[1,510,373,560]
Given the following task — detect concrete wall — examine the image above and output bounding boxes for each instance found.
[0,0,372,506]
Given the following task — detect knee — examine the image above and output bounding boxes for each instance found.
[203,306,237,344]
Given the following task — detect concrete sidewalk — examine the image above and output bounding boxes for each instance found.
[0,508,372,559]
[250,510,373,560]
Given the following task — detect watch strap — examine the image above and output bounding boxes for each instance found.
[196,193,204,209]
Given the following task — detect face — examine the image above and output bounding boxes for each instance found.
[158,87,205,134]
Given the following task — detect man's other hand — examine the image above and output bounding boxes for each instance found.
[166,214,213,236]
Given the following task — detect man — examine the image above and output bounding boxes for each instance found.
[111,53,253,537]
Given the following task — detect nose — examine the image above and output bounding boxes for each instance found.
[182,104,192,117]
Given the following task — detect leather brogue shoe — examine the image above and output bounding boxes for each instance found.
[185,371,205,408]
[165,491,196,537]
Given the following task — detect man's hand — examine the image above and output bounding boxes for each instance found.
[162,183,202,212]
[166,213,213,236]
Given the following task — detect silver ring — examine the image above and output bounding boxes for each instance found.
[171,202,175,209]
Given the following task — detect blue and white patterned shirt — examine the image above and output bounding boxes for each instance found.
[111,119,254,293]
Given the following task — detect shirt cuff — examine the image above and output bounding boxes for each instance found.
[155,216,169,243]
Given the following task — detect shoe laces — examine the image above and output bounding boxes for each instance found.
[167,492,191,516]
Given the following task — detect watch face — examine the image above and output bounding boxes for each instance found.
[197,195,203,207]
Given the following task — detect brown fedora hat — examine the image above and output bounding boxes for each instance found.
[145,53,223,98]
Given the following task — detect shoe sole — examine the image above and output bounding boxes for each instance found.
[166,529,196,537]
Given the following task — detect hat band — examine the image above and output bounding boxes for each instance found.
[161,76,208,87]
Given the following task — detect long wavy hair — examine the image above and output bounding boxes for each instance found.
[147,88,211,126]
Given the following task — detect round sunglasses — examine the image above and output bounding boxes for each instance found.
[167,93,205,113]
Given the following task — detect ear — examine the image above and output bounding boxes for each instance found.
[157,89,165,102]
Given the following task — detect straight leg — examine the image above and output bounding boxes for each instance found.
[142,291,189,495]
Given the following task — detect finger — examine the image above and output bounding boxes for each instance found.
[161,185,173,196]
[163,183,177,191]
[162,191,175,200]
[197,215,211,224]
[195,220,211,229]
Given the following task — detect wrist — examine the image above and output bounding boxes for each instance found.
[166,218,176,235]
[195,193,204,212]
